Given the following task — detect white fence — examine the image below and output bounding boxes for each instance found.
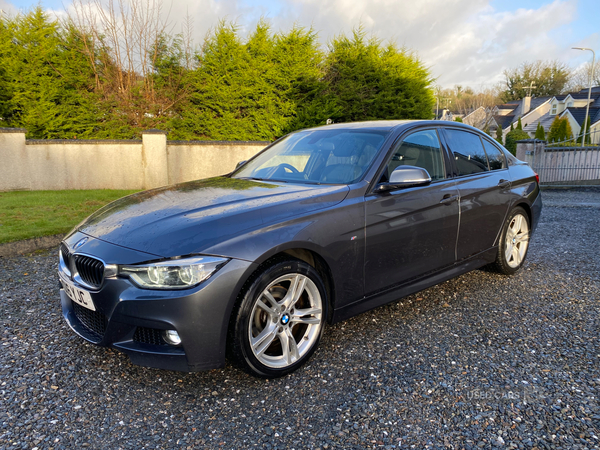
[516,139,600,186]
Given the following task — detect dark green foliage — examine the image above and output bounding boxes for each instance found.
[454,117,463,122]
[577,116,592,144]
[516,117,522,130]
[176,22,327,141]
[534,122,545,140]
[510,123,514,131]
[495,125,503,144]
[0,8,101,138]
[504,129,529,155]
[0,12,437,140]
[547,116,574,143]
[0,20,13,124]
[558,117,572,141]
[548,116,560,142]
[320,29,435,124]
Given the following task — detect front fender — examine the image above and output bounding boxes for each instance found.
[203,195,367,310]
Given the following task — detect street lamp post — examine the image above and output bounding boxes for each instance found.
[572,47,596,145]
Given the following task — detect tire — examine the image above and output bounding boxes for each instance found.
[491,206,531,275]
[229,258,327,377]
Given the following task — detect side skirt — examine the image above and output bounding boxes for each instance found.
[331,247,498,324]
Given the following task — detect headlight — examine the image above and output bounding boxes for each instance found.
[118,256,228,290]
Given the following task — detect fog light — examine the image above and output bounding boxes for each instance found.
[162,330,182,346]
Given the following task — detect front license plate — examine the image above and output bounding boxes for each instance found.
[60,276,96,311]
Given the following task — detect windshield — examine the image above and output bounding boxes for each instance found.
[233,129,389,184]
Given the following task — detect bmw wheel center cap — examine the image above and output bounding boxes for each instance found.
[281,314,290,325]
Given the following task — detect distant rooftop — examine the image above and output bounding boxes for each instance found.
[578,86,600,94]
[565,107,600,126]
[523,114,557,132]
[494,115,515,130]
[565,92,600,100]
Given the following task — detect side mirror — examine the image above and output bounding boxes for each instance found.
[377,166,432,192]
[235,160,247,169]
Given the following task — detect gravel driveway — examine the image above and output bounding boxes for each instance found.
[1,189,599,450]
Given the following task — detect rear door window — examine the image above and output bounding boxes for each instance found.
[482,139,507,170]
[444,129,489,176]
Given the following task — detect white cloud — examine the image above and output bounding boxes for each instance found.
[0,0,18,15]
[263,0,579,88]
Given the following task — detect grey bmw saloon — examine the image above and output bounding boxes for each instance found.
[58,120,542,377]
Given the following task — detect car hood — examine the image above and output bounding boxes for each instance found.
[76,177,349,259]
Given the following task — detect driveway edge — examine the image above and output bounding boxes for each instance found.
[0,234,64,257]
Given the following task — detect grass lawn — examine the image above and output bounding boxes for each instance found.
[0,190,139,244]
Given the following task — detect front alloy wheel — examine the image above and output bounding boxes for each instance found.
[249,273,322,368]
[230,259,327,377]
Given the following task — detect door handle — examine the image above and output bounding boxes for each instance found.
[440,194,459,205]
[498,179,511,189]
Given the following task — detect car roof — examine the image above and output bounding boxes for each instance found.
[304,120,417,132]
[303,120,484,134]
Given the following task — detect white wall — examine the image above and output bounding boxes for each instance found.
[0,129,268,191]
[167,142,267,185]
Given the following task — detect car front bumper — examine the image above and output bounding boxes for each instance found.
[59,235,257,372]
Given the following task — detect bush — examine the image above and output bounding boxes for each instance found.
[495,125,503,145]
[320,28,435,124]
[547,116,573,143]
[534,122,545,140]
[504,129,529,155]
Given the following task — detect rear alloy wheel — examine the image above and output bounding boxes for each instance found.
[493,206,531,275]
[230,259,326,377]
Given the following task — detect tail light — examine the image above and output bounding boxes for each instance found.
[534,172,539,185]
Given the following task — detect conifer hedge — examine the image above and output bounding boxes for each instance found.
[0,9,435,140]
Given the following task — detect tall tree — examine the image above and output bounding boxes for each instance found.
[321,28,435,123]
[567,61,600,92]
[1,8,100,138]
[67,0,188,137]
[501,60,571,102]
[534,122,545,140]
[0,18,14,125]
[578,116,592,145]
[547,116,573,143]
[176,21,323,141]
[496,125,503,144]
[438,85,501,116]
[274,27,331,133]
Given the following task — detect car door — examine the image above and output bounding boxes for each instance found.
[441,128,512,261]
[364,129,460,296]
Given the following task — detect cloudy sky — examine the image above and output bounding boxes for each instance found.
[1,0,598,89]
